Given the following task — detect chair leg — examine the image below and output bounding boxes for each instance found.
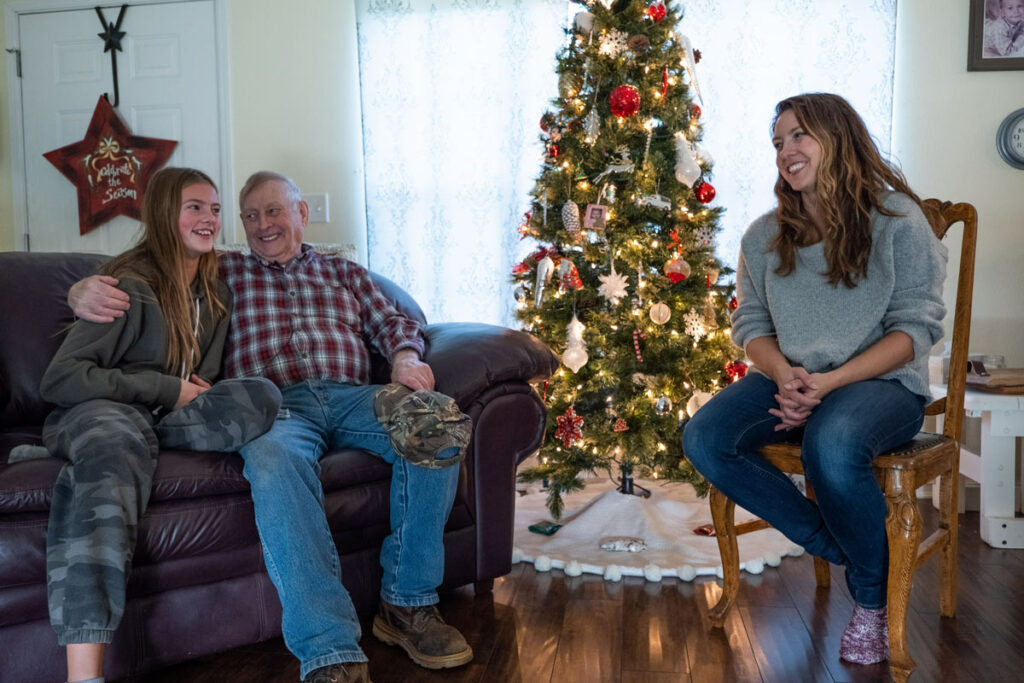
[885,472,922,683]
[812,556,831,587]
[474,579,494,595]
[708,486,740,627]
[938,468,959,617]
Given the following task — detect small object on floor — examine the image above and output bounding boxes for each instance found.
[372,600,473,670]
[839,605,889,665]
[528,520,563,535]
[304,662,371,683]
[599,536,647,552]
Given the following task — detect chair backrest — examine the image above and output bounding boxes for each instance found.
[920,199,979,445]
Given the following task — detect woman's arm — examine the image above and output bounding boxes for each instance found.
[793,330,914,403]
[746,335,817,430]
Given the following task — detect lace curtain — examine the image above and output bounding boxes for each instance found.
[355,0,896,326]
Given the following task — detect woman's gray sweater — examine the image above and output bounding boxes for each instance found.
[731,192,947,399]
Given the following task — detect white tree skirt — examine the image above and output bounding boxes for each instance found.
[513,478,803,582]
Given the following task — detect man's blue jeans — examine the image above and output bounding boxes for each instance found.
[682,372,925,609]
[238,381,461,678]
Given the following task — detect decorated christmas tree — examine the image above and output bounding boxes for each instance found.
[512,0,744,518]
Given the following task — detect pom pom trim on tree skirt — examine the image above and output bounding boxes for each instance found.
[513,478,803,582]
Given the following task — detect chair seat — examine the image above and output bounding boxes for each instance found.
[760,431,953,475]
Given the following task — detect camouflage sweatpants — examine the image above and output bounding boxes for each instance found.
[42,377,281,645]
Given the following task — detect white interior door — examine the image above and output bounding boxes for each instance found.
[17,0,223,254]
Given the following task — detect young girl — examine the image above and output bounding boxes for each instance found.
[37,167,280,683]
[683,93,946,665]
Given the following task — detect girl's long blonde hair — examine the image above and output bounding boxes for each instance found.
[101,167,226,377]
[770,93,922,288]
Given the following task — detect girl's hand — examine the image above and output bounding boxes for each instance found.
[174,378,210,410]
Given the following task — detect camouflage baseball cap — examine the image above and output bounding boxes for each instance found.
[373,383,472,469]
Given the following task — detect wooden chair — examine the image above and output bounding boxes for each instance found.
[706,199,978,683]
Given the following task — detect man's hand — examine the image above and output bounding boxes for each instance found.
[174,377,210,410]
[69,275,130,323]
[391,349,434,391]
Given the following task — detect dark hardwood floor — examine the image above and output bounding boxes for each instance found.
[136,506,1024,682]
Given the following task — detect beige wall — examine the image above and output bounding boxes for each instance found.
[893,0,1024,365]
[0,0,368,261]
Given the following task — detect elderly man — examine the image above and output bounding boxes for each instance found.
[69,171,472,683]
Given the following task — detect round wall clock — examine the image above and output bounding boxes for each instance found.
[996,108,1024,170]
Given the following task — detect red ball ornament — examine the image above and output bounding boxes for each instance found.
[690,103,702,119]
[725,360,749,382]
[540,112,555,132]
[647,2,667,22]
[664,257,691,284]
[609,85,641,118]
[696,181,716,204]
[727,295,738,311]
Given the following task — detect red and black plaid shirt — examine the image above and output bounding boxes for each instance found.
[218,245,424,388]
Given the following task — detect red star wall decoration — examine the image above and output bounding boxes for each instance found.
[43,95,177,235]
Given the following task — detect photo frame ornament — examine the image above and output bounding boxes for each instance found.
[583,203,608,229]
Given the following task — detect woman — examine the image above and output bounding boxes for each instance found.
[37,167,281,683]
[682,93,946,665]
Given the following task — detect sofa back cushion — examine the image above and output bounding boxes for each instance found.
[0,252,108,427]
[0,251,425,427]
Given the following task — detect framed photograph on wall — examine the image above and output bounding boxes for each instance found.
[969,0,1024,70]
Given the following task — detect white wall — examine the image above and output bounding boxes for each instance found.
[0,0,368,262]
[893,0,1024,365]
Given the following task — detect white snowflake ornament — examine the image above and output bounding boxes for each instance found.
[597,261,629,305]
[693,225,716,247]
[599,29,629,58]
[683,308,708,341]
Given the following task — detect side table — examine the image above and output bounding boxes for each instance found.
[931,384,1024,548]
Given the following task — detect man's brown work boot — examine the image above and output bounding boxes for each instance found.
[303,662,371,683]
[371,601,473,669]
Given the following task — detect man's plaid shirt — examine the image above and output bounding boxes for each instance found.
[217,245,424,388]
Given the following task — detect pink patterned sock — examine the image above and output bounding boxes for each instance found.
[839,605,888,665]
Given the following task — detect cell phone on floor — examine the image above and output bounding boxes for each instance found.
[528,520,562,536]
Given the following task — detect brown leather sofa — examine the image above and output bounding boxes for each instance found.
[0,251,557,683]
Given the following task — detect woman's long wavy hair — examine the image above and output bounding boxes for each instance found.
[101,167,226,377]
[770,93,922,288]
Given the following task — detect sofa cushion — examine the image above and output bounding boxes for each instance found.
[0,252,108,427]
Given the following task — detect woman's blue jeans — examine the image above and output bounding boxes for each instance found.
[238,381,461,678]
[682,372,925,609]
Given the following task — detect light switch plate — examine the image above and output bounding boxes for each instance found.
[302,193,330,223]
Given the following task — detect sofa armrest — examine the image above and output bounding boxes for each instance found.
[423,323,558,406]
